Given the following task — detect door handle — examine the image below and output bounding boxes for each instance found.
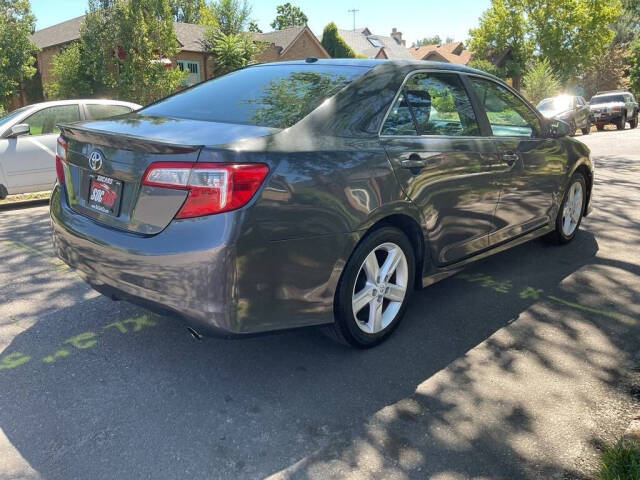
[501,153,519,166]
[401,154,427,169]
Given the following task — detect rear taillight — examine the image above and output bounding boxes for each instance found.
[612,106,622,112]
[141,162,269,219]
[55,137,68,185]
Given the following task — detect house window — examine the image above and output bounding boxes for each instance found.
[177,60,201,86]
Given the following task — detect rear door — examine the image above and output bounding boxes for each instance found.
[3,104,80,192]
[467,76,563,245]
[381,70,504,266]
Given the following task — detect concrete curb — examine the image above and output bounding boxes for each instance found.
[0,198,50,212]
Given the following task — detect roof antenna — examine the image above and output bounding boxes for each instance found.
[348,8,359,31]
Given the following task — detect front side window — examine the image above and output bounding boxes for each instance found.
[22,105,80,135]
[142,64,369,129]
[382,72,480,137]
[470,78,540,137]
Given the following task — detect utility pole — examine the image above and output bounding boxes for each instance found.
[348,8,359,31]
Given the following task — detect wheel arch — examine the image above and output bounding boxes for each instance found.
[344,210,428,291]
[570,161,593,216]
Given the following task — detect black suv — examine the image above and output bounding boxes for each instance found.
[589,90,638,131]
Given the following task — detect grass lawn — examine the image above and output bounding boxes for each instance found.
[598,440,640,480]
[0,191,50,205]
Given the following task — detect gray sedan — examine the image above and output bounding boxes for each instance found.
[51,60,593,348]
[0,99,140,198]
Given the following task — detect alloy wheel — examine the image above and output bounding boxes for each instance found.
[351,242,408,334]
[561,181,584,237]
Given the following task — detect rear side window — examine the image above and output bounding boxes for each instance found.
[470,78,540,137]
[85,104,133,120]
[141,64,370,129]
[22,105,80,135]
[382,72,480,136]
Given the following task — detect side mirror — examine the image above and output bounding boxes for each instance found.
[547,119,570,138]
[9,123,30,137]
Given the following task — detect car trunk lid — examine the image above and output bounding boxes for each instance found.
[58,115,279,235]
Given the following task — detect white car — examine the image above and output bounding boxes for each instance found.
[0,99,140,198]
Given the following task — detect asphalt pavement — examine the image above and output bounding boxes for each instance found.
[1,127,639,480]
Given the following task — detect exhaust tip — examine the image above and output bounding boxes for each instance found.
[187,327,203,340]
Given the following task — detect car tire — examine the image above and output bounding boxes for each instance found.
[548,173,586,245]
[596,123,605,131]
[630,111,638,129]
[0,184,7,200]
[327,226,415,348]
[581,119,591,135]
[616,112,627,130]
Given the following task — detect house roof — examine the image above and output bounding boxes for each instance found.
[30,15,209,52]
[30,16,323,57]
[409,41,473,65]
[30,15,85,49]
[333,28,413,59]
[251,25,306,54]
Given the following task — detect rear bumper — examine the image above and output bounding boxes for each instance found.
[50,185,243,336]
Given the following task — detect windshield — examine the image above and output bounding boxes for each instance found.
[537,96,572,112]
[141,64,371,129]
[591,94,625,105]
[0,106,30,126]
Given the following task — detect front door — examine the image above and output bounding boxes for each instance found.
[467,77,563,245]
[2,105,80,193]
[381,71,503,266]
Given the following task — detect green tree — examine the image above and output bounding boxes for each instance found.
[468,0,532,90]
[469,0,622,86]
[47,0,185,104]
[207,0,251,35]
[321,22,357,59]
[0,0,38,109]
[468,58,504,78]
[583,45,629,99]
[629,37,640,95]
[170,0,207,23]
[522,59,561,105]
[207,31,257,76]
[270,3,308,30]
[248,20,261,32]
[415,35,442,47]
[526,0,621,80]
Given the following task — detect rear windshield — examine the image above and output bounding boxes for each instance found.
[140,64,370,129]
[590,95,625,104]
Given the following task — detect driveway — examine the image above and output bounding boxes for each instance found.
[1,128,639,480]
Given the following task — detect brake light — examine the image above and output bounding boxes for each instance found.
[141,162,269,218]
[55,137,68,185]
[612,106,622,112]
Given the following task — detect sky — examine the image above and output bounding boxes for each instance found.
[31,0,490,46]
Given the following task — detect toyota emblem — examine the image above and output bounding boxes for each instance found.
[88,150,104,171]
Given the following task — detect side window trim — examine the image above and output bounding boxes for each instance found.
[465,74,544,139]
[379,69,487,138]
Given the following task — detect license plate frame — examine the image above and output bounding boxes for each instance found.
[88,174,123,216]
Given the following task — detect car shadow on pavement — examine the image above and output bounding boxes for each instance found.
[1,223,640,479]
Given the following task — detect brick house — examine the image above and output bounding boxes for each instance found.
[408,42,473,65]
[329,27,413,59]
[28,17,329,100]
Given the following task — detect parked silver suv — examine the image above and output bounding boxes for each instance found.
[589,90,638,131]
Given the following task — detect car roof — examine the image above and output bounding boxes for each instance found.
[18,99,142,111]
[252,58,502,81]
